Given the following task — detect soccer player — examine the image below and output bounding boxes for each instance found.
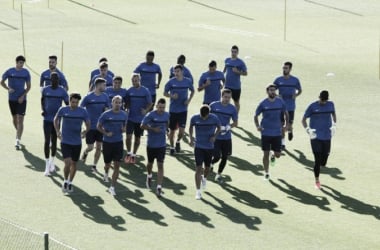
[41,72,69,176]
[54,93,90,193]
[124,73,152,163]
[80,78,110,173]
[198,60,225,105]
[209,89,238,183]
[105,76,128,108]
[134,51,162,107]
[164,64,194,155]
[1,55,31,150]
[169,54,193,83]
[189,105,221,200]
[223,45,247,114]
[89,61,113,91]
[89,57,114,85]
[97,95,128,196]
[141,98,170,197]
[40,55,68,91]
[273,62,302,149]
[302,90,337,189]
[254,85,289,180]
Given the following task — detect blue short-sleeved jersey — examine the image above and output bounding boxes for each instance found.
[134,62,162,95]
[125,86,152,123]
[105,87,128,106]
[56,106,89,145]
[42,86,69,122]
[199,71,225,104]
[141,110,170,148]
[2,67,31,101]
[164,77,194,113]
[90,74,113,89]
[190,113,221,149]
[274,75,301,111]
[169,66,193,84]
[224,58,247,90]
[303,101,335,140]
[255,97,287,136]
[90,69,114,82]
[80,92,110,130]
[40,69,68,89]
[97,109,128,143]
[210,101,238,140]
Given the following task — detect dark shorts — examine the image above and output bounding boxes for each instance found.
[169,111,187,130]
[230,89,241,102]
[261,135,282,153]
[61,143,82,161]
[194,147,213,167]
[147,146,166,163]
[86,129,103,144]
[311,139,331,154]
[213,139,232,158]
[103,141,124,163]
[126,120,144,137]
[43,120,57,139]
[281,110,295,124]
[9,100,26,116]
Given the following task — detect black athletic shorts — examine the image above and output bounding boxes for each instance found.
[9,100,26,116]
[147,146,166,163]
[213,139,232,158]
[61,143,82,161]
[43,120,57,139]
[86,129,103,144]
[169,111,187,130]
[127,120,144,137]
[261,135,282,153]
[102,141,124,163]
[230,89,241,102]
[194,147,213,167]
[281,110,294,124]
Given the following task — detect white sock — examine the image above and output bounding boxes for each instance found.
[147,174,152,178]
[157,185,162,189]
[49,157,55,164]
[281,138,285,145]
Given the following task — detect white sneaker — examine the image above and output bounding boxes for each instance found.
[215,174,223,183]
[44,160,50,176]
[109,186,116,196]
[44,171,51,176]
[15,140,21,150]
[195,190,202,200]
[49,162,56,173]
[103,173,109,182]
[201,176,207,190]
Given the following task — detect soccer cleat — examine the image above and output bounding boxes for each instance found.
[44,171,51,177]
[315,181,321,189]
[103,173,109,182]
[62,182,68,192]
[156,187,163,198]
[124,154,132,163]
[264,173,270,180]
[15,140,21,150]
[201,176,207,190]
[67,183,74,193]
[175,141,181,153]
[91,165,98,173]
[81,152,88,163]
[195,190,202,200]
[109,186,116,196]
[288,132,293,141]
[215,174,223,184]
[270,151,276,167]
[170,148,175,156]
[146,176,152,189]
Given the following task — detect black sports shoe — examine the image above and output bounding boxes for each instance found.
[170,148,175,156]
[175,141,181,153]
[62,182,68,192]
[288,132,293,141]
[81,152,88,162]
[67,183,74,193]
[281,144,286,151]
[156,187,163,198]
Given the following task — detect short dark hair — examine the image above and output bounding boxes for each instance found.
[16,55,26,62]
[99,57,108,63]
[146,50,155,57]
[99,61,108,69]
[157,98,166,105]
[113,76,123,82]
[50,72,59,79]
[231,45,239,51]
[284,61,293,69]
[70,93,81,101]
[319,90,329,101]
[266,84,277,91]
[49,55,58,61]
[177,55,186,64]
[174,64,183,71]
[222,88,232,96]
[94,77,106,86]
[209,60,217,67]
[200,105,210,117]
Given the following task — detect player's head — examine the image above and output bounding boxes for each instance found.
[174,64,183,78]
[69,93,81,108]
[131,73,141,88]
[48,55,58,70]
[113,76,123,89]
[208,60,217,73]
[15,55,26,68]
[98,57,108,64]
[283,61,292,76]
[200,104,210,119]
[177,54,186,65]
[221,88,232,104]
[156,98,166,114]
[231,45,239,58]
[266,84,277,99]
[111,95,123,111]
[50,72,59,89]
[146,50,155,64]
[319,90,329,104]
[99,61,108,75]
[94,77,106,92]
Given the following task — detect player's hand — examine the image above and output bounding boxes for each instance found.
[18,96,25,104]
[105,131,113,137]
[171,93,178,100]
[189,138,195,147]
[81,130,87,138]
[257,126,263,132]
[8,88,15,93]
[232,67,240,74]
[330,123,336,137]
[306,127,317,139]
[184,99,191,105]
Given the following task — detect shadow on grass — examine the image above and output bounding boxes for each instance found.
[159,196,214,228]
[21,146,45,172]
[270,179,331,211]
[202,192,261,230]
[221,183,282,214]
[231,126,261,148]
[228,155,263,177]
[321,185,380,220]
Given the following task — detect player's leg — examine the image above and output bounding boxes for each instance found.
[168,113,177,155]
[68,145,81,184]
[131,123,143,162]
[211,139,222,167]
[109,141,123,195]
[92,131,103,170]
[125,120,134,162]
[156,147,165,197]
[43,121,52,176]
[273,136,282,159]
[261,136,271,179]
[81,130,95,163]
[311,139,322,188]
[203,149,213,189]
[175,111,187,153]
[321,140,331,167]
[215,140,231,182]
[60,143,71,192]
[231,89,241,114]
[49,127,58,172]
[287,111,295,141]
[146,147,154,189]
[102,142,112,183]
[194,148,203,199]
[9,101,18,130]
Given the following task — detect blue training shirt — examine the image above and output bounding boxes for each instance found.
[224,58,247,90]
[105,87,128,107]
[273,75,301,111]
[2,67,31,101]
[141,110,170,148]
[199,70,225,104]
[134,62,162,95]
[169,66,193,84]
[303,101,335,140]
[210,101,238,140]
[255,97,287,136]
[40,69,68,89]
[190,113,221,149]
[42,86,69,122]
[90,69,114,82]
[80,92,110,130]
[164,77,194,113]
[90,74,113,89]
[97,109,128,143]
[55,106,89,145]
[125,86,152,123]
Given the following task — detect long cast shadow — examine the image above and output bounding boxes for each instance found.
[321,185,380,220]
[232,126,261,148]
[228,155,262,177]
[270,179,331,211]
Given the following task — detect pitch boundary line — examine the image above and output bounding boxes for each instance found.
[304,0,363,17]
[0,20,18,30]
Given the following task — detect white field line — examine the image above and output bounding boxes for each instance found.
[190,24,269,38]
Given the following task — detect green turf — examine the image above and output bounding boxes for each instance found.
[1,0,380,249]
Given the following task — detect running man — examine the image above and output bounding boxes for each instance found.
[89,61,113,91]
[273,61,302,149]
[89,57,114,86]
[223,45,247,114]
[105,76,128,108]
[169,54,193,84]
[97,95,128,196]
[124,73,152,163]
[141,98,170,198]
[209,89,238,183]
[302,90,337,189]
[254,85,288,180]
[1,55,31,150]
[189,105,221,200]
[41,72,69,176]
[198,60,225,105]
[134,50,162,107]
[164,64,194,155]
[54,93,90,193]
[80,78,110,173]
[40,55,68,91]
